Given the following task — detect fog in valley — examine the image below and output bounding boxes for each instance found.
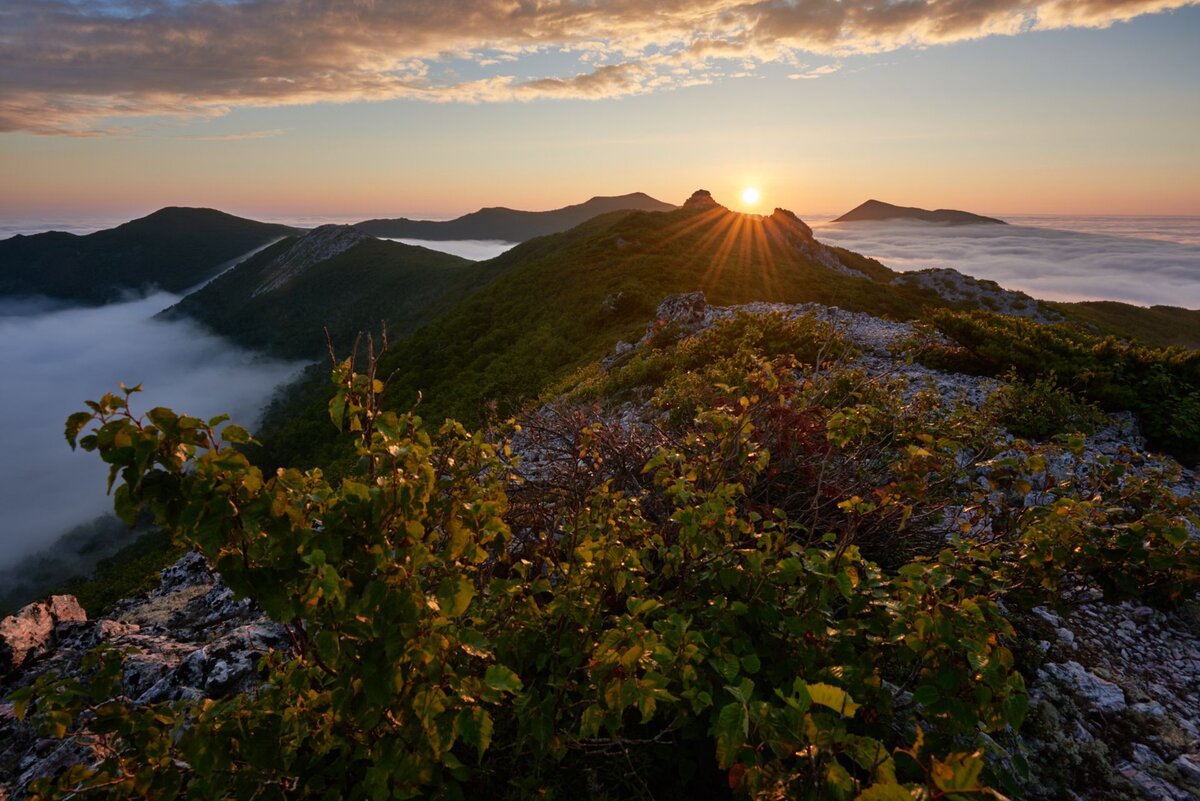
[386,238,515,261]
[0,293,304,570]
[814,220,1200,308]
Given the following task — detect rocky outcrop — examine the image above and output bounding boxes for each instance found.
[682,189,721,211]
[251,224,368,297]
[0,552,286,797]
[762,207,865,277]
[0,596,86,675]
[679,192,868,279]
[1026,601,1200,800]
[636,291,709,347]
[893,268,1062,323]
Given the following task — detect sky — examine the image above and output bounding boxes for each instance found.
[1,0,1198,220]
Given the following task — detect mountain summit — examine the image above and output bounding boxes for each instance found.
[0,208,297,303]
[834,199,1006,225]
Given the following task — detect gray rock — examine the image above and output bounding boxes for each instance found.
[1174,754,1200,784]
[1132,701,1167,718]
[155,550,213,595]
[1040,661,1127,713]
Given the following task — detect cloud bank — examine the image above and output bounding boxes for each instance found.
[814,219,1200,308]
[0,293,302,568]
[1,0,1195,134]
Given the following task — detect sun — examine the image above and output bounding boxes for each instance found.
[741,186,761,207]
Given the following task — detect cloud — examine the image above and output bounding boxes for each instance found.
[789,63,843,79]
[813,219,1200,308]
[0,292,303,567]
[175,128,286,142]
[0,0,1196,134]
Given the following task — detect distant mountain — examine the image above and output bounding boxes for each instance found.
[354,192,677,242]
[0,208,298,304]
[834,200,1006,226]
[165,225,497,359]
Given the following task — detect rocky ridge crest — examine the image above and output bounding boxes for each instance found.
[251,224,368,297]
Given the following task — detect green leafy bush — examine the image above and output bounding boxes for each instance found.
[923,310,1200,463]
[11,315,1200,801]
[983,372,1104,442]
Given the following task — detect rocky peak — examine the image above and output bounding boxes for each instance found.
[760,207,862,277]
[682,189,723,211]
[252,224,368,297]
[767,207,814,240]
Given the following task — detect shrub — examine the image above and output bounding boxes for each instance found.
[11,315,1199,800]
[923,310,1200,464]
[984,372,1104,441]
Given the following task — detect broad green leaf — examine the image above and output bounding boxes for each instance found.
[64,412,93,449]
[713,702,747,768]
[806,682,860,717]
[437,578,474,619]
[483,665,523,693]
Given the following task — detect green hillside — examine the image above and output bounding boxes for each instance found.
[0,208,297,303]
[167,227,497,359]
[255,193,958,468]
[1053,300,1200,349]
[371,192,948,426]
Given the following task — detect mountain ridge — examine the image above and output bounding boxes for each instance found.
[354,192,676,242]
[163,228,495,360]
[0,207,298,304]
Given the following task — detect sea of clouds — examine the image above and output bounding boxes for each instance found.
[812,218,1200,308]
[0,293,303,568]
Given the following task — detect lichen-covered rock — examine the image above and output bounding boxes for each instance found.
[155,550,213,595]
[637,292,709,346]
[1039,660,1128,713]
[1023,598,1200,800]
[892,267,1061,322]
[0,554,286,797]
[0,596,86,675]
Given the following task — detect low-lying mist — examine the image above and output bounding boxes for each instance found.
[385,238,515,261]
[814,221,1200,308]
[0,293,304,570]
